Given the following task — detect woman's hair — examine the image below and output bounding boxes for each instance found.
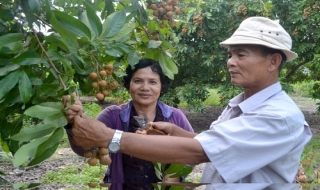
[122,58,172,97]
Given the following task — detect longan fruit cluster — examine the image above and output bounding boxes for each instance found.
[303,6,311,19]
[85,147,112,188]
[84,147,112,166]
[89,64,119,101]
[196,29,206,38]
[147,0,182,27]
[312,3,319,10]
[192,12,203,26]
[236,5,247,15]
[181,24,188,34]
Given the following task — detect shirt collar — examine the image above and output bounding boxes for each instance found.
[229,82,282,113]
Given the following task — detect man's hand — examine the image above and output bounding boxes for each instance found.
[151,122,175,136]
[62,92,83,124]
[71,114,112,148]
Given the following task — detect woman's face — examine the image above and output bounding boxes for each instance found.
[129,67,162,107]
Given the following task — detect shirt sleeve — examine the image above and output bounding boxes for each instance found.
[194,112,301,182]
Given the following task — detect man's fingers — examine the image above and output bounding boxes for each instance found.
[72,92,82,106]
[68,104,83,113]
[62,95,71,108]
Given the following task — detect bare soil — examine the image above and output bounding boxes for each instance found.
[1,96,319,189]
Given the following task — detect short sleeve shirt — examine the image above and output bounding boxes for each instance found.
[194,82,312,185]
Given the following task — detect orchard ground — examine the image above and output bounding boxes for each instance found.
[1,96,319,189]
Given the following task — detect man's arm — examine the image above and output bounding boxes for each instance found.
[71,114,209,165]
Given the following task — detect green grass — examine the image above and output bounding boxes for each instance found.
[300,136,320,189]
[290,81,315,98]
[41,164,107,187]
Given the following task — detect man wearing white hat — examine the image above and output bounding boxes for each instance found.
[65,17,312,188]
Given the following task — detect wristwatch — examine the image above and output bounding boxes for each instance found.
[108,130,123,153]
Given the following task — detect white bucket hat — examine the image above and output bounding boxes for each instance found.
[220,17,298,62]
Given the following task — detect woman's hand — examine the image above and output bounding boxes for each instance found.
[62,92,83,124]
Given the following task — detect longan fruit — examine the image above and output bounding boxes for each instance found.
[83,146,91,150]
[105,64,114,71]
[100,155,112,165]
[88,157,98,166]
[89,72,98,80]
[159,22,166,28]
[98,80,107,88]
[95,92,104,101]
[99,147,109,155]
[84,150,93,158]
[150,4,157,10]
[165,5,172,11]
[158,7,165,14]
[109,81,118,90]
[92,82,99,89]
[166,11,173,18]
[88,183,98,188]
[106,69,113,75]
[102,90,109,97]
[153,10,159,17]
[99,70,107,77]
[100,183,111,187]
[175,7,181,15]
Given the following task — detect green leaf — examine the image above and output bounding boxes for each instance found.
[127,51,140,67]
[153,162,164,180]
[48,50,75,76]
[167,165,193,178]
[102,0,115,18]
[44,0,78,44]
[24,105,62,120]
[84,1,102,37]
[39,102,64,110]
[12,136,49,167]
[102,9,126,38]
[20,0,37,27]
[12,51,44,66]
[28,0,40,14]
[105,48,123,57]
[0,70,19,100]
[106,22,136,41]
[43,112,67,127]
[9,124,56,143]
[0,9,14,22]
[52,10,92,40]
[19,70,32,103]
[136,3,148,25]
[159,54,178,80]
[44,35,68,52]
[28,127,64,166]
[164,164,186,174]
[0,64,20,77]
[148,40,162,48]
[0,33,24,54]
[39,83,60,97]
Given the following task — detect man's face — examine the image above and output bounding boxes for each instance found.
[227,45,275,91]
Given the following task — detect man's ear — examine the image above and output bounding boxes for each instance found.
[268,53,282,71]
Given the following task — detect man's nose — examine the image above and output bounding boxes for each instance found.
[227,57,236,68]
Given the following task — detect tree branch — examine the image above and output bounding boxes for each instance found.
[285,60,307,79]
[32,28,67,90]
